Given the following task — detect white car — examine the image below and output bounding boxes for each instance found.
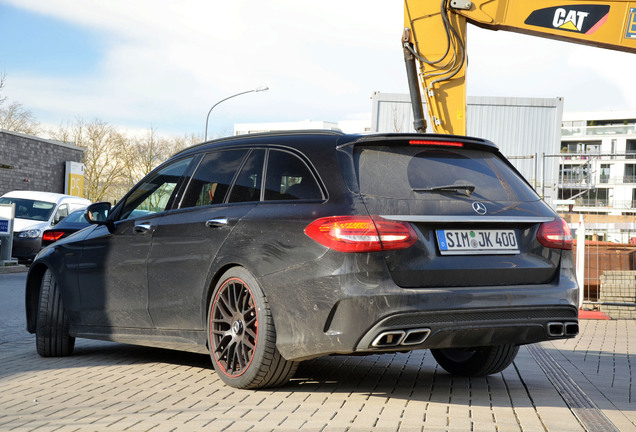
[0,191,91,262]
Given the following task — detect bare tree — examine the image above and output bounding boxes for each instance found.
[51,119,128,202]
[164,133,201,157]
[0,73,40,135]
[0,72,6,106]
[119,126,169,196]
[0,101,40,135]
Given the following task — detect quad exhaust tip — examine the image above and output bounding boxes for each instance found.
[547,321,579,337]
[371,328,431,348]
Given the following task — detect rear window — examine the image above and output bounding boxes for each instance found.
[354,146,539,203]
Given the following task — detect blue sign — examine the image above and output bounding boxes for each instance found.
[627,8,636,39]
[0,220,8,234]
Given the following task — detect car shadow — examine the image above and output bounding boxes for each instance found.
[11,337,611,409]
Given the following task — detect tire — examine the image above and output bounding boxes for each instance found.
[431,344,519,376]
[208,267,298,389]
[36,269,75,357]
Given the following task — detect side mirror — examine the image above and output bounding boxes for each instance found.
[84,202,111,225]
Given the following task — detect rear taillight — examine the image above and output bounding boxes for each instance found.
[305,216,417,253]
[42,231,65,242]
[537,218,572,250]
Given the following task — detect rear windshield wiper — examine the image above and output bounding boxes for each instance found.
[412,184,475,196]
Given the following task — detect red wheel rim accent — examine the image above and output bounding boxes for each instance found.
[210,278,258,377]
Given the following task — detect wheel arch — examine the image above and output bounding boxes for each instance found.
[25,263,49,334]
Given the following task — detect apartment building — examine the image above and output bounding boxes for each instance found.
[558,110,636,242]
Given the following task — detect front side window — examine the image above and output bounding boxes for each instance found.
[119,157,193,220]
[264,150,322,201]
[180,149,248,208]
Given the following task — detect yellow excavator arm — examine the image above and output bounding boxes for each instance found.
[404,0,636,135]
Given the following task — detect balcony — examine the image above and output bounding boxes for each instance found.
[562,124,636,137]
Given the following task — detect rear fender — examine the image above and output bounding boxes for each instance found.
[25,263,48,333]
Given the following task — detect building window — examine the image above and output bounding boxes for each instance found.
[600,164,610,184]
[625,165,636,184]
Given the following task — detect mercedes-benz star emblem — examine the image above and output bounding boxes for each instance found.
[472,202,487,215]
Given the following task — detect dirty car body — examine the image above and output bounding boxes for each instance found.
[25,131,579,389]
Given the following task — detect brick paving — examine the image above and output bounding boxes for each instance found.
[1,270,635,431]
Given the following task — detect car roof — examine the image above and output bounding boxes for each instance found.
[1,190,91,205]
[174,130,348,157]
[172,130,498,158]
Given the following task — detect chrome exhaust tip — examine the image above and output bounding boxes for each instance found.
[547,322,565,337]
[371,331,406,347]
[402,328,431,345]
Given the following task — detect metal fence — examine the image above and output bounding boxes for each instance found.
[509,152,636,317]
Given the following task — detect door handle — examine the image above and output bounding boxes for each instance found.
[133,223,152,234]
[205,218,229,228]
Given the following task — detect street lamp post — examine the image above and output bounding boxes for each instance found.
[204,86,269,141]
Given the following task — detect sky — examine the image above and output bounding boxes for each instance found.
[1,0,635,139]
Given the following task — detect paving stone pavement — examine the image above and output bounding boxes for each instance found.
[0,320,634,431]
[1,271,635,431]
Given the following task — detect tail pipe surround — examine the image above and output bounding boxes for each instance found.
[547,321,579,337]
[371,328,431,348]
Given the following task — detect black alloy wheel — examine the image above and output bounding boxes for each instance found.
[208,268,298,389]
[210,276,258,377]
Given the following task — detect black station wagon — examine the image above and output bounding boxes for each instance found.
[26,131,579,389]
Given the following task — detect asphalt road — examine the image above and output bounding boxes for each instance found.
[0,272,28,343]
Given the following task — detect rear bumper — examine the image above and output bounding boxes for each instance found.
[11,236,41,261]
[354,306,578,352]
[261,252,579,361]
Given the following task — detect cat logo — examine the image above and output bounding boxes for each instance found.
[525,5,610,35]
[553,8,590,31]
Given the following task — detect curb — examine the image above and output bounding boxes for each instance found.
[0,265,28,274]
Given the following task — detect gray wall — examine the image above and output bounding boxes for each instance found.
[466,96,564,206]
[0,129,84,196]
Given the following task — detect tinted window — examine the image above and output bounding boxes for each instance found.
[354,146,538,202]
[264,150,322,201]
[181,150,248,208]
[119,157,193,219]
[228,149,265,203]
[59,209,89,224]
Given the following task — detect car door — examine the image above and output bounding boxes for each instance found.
[77,156,195,328]
[147,148,263,330]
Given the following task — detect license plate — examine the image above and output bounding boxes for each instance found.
[436,229,519,255]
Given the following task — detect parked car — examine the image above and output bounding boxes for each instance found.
[25,131,579,389]
[0,191,90,262]
[40,208,92,248]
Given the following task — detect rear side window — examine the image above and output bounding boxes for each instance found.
[228,149,265,203]
[180,150,248,208]
[354,146,538,202]
[264,150,322,201]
